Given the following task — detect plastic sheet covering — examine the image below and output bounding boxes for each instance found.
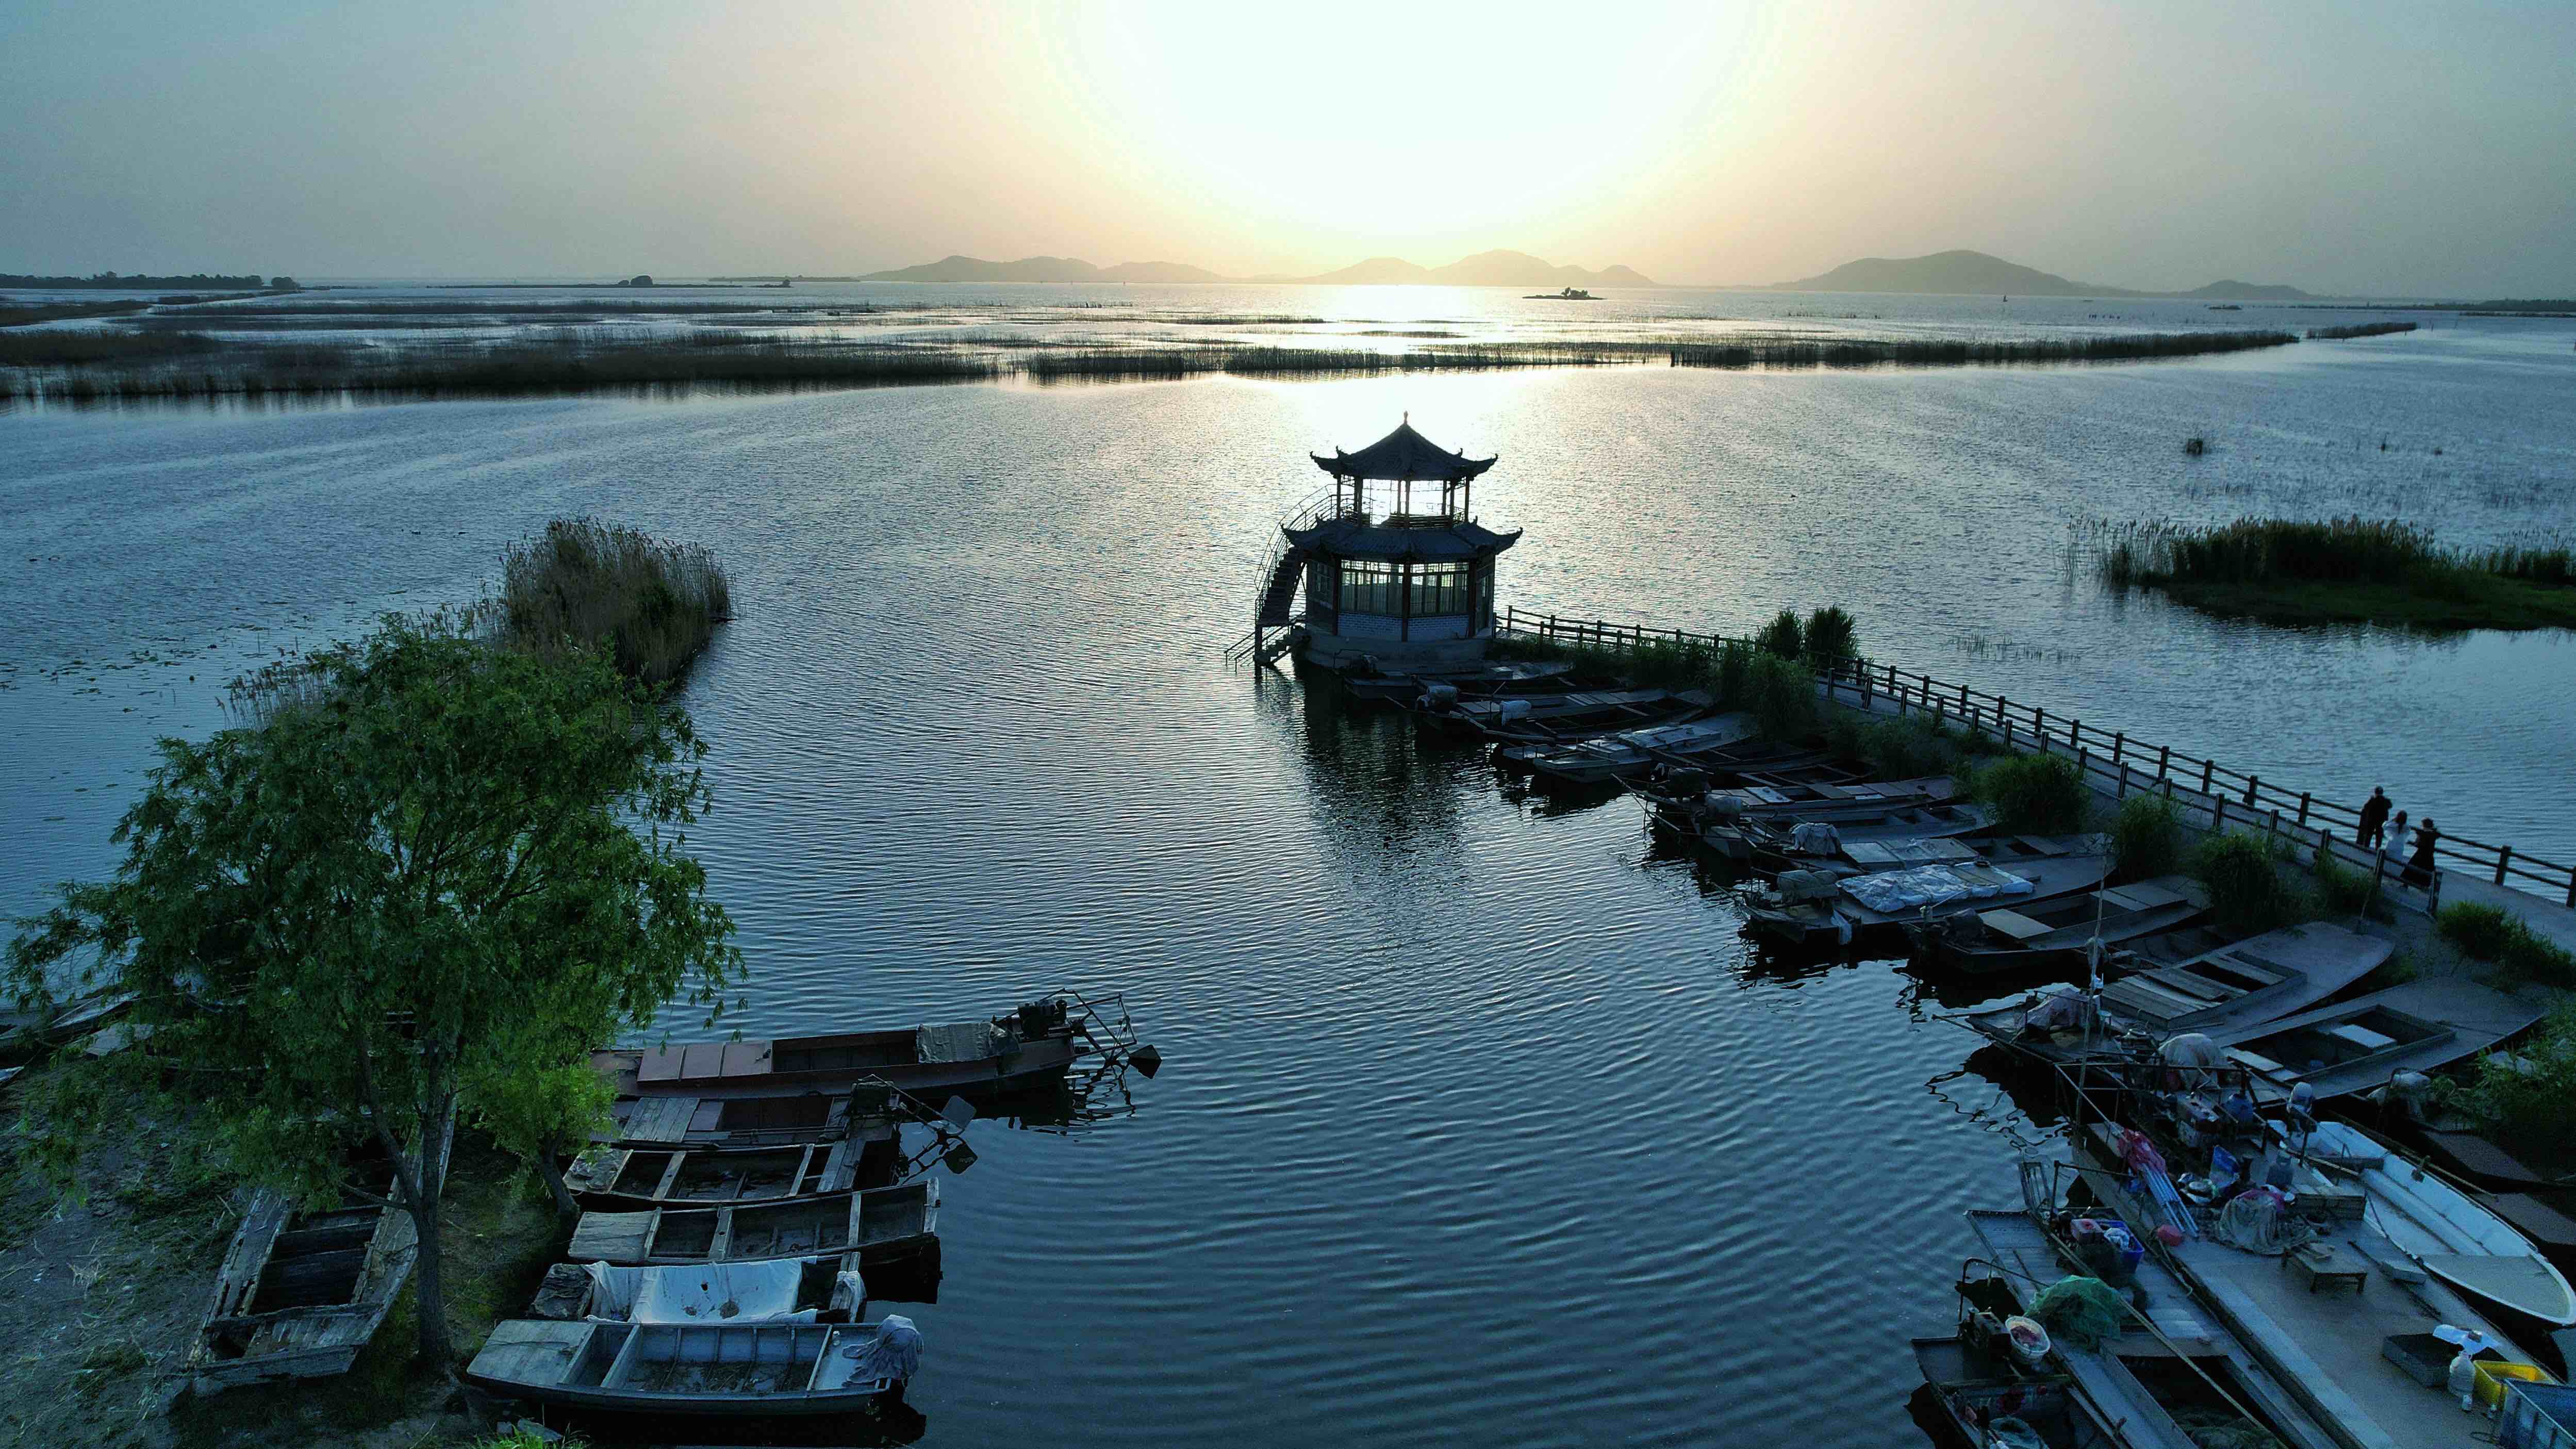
[2159,1032,2225,1092]
[1704,794,1745,819]
[916,1019,1008,1064]
[1773,869,1841,904]
[2031,1275,2128,1351]
[1787,821,1842,856]
[1984,1419,2047,1449]
[1838,863,2032,914]
[584,1260,817,1324]
[850,1315,923,1381]
[2211,1188,2316,1257]
[2027,986,2095,1032]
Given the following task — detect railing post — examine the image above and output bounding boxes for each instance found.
[2297,792,2310,826]
[1959,683,1969,711]
[2200,760,2214,793]
[2112,732,2124,766]
[2244,775,2259,805]
[2565,870,2574,910]
[2158,745,2169,781]
[2267,808,2281,846]
[2003,716,2014,749]
[2070,717,2080,747]
[2496,846,2512,887]
[2214,797,2227,831]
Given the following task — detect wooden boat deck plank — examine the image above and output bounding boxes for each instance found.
[470,1319,593,1385]
[569,1212,656,1262]
[619,1097,698,1144]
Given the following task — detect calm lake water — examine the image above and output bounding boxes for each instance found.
[5,291,2574,1444]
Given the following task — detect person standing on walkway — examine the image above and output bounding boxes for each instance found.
[2407,818,2441,888]
[2380,810,2410,883]
[2358,787,2391,848]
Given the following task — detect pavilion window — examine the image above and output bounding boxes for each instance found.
[1341,559,1401,615]
[1412,562,1469,616]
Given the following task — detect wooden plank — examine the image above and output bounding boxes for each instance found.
[717,1041,773,1079]
[568,1211,655,1262]
[618,1097,697,1144]
[468,1320,593,1387]
[2141,967,2234,1002]
[678,1043,724,1081]
[635,1048,685,1084]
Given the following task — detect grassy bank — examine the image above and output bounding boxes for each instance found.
[2095,517,2576,630]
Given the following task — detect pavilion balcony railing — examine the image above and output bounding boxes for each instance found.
[1496,603,2576,910]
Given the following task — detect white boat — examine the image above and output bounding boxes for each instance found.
[2294,1121,2576,1326]
[2208,977,2544,1103]
[1521,713,1757,785]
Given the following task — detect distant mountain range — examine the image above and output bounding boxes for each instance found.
[856,250,1656,288]
[1770,250,2315,301]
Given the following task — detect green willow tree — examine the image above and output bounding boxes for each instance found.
[6,614,741,1365]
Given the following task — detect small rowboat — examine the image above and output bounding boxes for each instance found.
[568,1138,895,1211]
[2296,1121,2576,1326]
[1744,835,2112,951]
[1518,714,1758,786]
[2207,977,2544,1104]
[527,1255,862,1325]
[467,1318,916,1415]
[1911,875,2208,975]
[569,1182,938,1270]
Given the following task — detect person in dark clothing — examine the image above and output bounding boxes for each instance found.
[2358,787,2391,848]
[2406,818,2440,887]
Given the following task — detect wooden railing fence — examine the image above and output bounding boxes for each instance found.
[1496,604,2575,909]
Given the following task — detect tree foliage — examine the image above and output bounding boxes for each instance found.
[6,614,741,1364]
[1756,608,1804,660]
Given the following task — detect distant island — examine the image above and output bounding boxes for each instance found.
[0,271,296,291]
[855,249,1656,289]
[1769,250,2315,301]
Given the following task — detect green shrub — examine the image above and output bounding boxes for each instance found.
[1756,608,1804,660]
[1713,639,1755,710]
[2438,902,2518,959]
[2310,846,2393,922]
[1974,752,2090,833]
[2192,831,2308,933]
[1804,606,1857,668]
[2440,902,2576,987]
[2453,1003,2576,1169]
[1842,714,1967,780]
[498,518,733,685]
[2111,794,2184,879]
[1743,652,1818,740]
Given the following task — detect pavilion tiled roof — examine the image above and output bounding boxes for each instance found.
[1311,419,1497,482]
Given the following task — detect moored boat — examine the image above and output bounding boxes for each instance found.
[568,1137,898,1211]
[1412,686,1678,738]
[1910,1331,2121,1448]
[2292,1119,2576,1326]
[1519,713,1757,785]
[466,1317,918,1415]
[1959,921,2393,1066]
[2206,977,2544,1104]
[1911,876,2209,975]
[1738,801,1997,872]
[568,1182,938,1270]
[1745,835,2112,951]
[527,1254,864,1325]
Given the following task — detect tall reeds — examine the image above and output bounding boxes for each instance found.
[2306,322,2417,340]
[497,519,735,686]
[1670,330,2296,369]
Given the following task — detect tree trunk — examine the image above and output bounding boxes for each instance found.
[408,1100,459,1365]
[535,1132,580,1225]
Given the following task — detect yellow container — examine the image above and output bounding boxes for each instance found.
[2476,1360,2555,1410]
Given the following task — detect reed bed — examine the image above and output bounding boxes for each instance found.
[1671,330,2296,369]
[0,299,155,327]
[2094,516,2576,629]
[497,518,734,685]
[2306,322,2417,340]
[0,329,225,365]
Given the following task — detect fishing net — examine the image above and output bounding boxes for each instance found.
[2031,1276,2127,1351]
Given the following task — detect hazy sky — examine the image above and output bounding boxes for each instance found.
[5,1,2571,295]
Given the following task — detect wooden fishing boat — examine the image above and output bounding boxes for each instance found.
[2294,1120,2576,1326]
[1744,836,2111,951]
[1520,714,1757,786]
[1479,691,1714,754]
[2067,1116,2549,1448]
[527,1254,864,1324]
[1334,660,1575,704]
[467,1318,913,1415]
[1961,1209,2339,1449]
[569,1182,938,1270]
[1644,775,1960,858]
[1911,876,2208,975]
[595,994,1137,1117]
[1910,1333,2121,1448]
[1960,921,2393,1065]
[1412,686,1675,738]
[568,1138,896,1211]
[1738,801,1997,872]
[2208,977,2544,1104]
[0,988,132,1067]
[192,1126,448,1392]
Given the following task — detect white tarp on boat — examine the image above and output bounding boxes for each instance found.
[582,1260,861,1324]
[1840,863,2032,914]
